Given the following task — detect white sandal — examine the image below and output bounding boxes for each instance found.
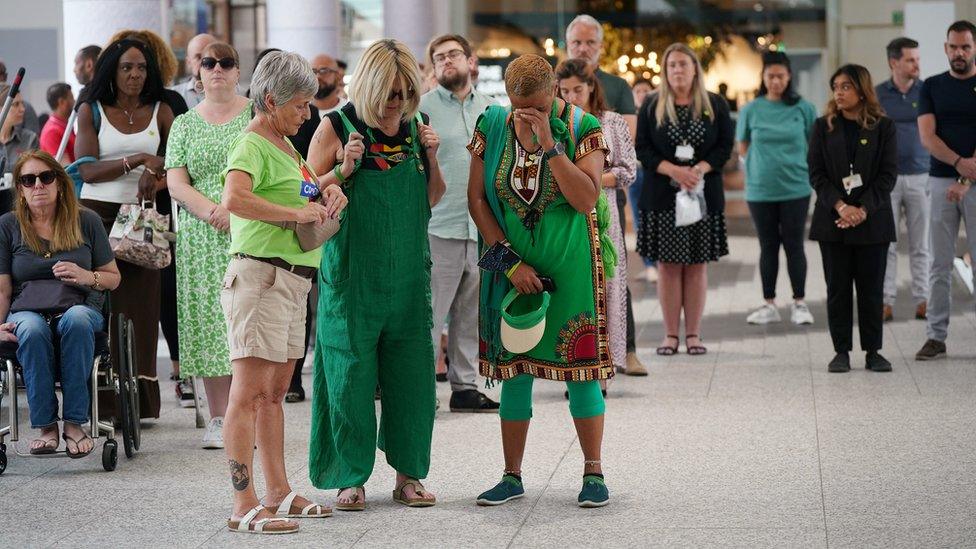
[268,491,332,518]
[227,505,299,535]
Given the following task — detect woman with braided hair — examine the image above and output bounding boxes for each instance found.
[468,54,615,508]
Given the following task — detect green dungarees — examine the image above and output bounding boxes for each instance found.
[309,110,436,489]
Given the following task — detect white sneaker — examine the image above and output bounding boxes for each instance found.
[791,302,814,325]
[202,416,224,449]
[747,303,781,324]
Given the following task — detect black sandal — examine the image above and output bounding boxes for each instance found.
[685,335,707,356]
[285,386,305,403]
[656,335,679,356]
[62,430,94,459]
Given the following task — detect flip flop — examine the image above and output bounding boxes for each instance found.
[393,479,436,508]
[29,435,59,455]
[62,431,93,459]
[335,487,366,511]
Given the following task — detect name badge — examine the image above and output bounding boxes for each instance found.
[675,144,694,161]
[299,181,319,198]
[842,173,863,195]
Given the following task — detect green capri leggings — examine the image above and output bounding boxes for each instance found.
[499,374,605,421]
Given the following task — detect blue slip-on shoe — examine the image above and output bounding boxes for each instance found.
[578,475,610,508]
[476,475,525,506]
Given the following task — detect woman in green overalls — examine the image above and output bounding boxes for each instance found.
[306,39,446,510]
[468,54,616,507]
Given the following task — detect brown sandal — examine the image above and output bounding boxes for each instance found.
[686,335,707,356]
[62,431,93,459]
[393,479,436,507]
[29,432,59,455]
[335,486,366,511]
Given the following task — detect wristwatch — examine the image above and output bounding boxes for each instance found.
[543,142,566,160]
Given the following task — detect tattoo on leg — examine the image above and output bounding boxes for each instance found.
[229,460,250,491]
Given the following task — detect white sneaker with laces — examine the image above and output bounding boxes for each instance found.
[747,303,781,325]
[202,416,224,449]
[791,302,814,325]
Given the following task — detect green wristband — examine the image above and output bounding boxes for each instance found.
[333,164,348,185]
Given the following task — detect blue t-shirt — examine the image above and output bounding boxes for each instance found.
[875,78,928,175]
[736,96,817,202]
[918,71,976,178]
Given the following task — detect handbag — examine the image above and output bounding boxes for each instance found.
[10,279,88,314]
[109,201,175,269]
[267,215,340,252]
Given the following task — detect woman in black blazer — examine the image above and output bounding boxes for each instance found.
[635,43,733,356]
[808,64,897,373]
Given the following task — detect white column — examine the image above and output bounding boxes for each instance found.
[383,0,435,61]
[267,0,342,61]
[62,0,163,90]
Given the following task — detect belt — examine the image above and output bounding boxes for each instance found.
[235,254,316,279]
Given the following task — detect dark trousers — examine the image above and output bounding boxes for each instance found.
[290,280,317,390]
[156,188,179,362]
[818,241,887,353]
[748,196,810,300]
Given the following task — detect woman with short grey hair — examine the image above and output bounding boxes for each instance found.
[219,50,348,535]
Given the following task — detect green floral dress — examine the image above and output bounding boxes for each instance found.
[164,103,251,377]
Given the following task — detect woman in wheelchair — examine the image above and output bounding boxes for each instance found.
[0,150,120,457]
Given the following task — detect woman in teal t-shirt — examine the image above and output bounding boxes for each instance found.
[736,51,817,326]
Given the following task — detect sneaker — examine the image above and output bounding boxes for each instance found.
[865,352,892,372]
[449,390,500,413]
[828,352,851,373]
[476,475,525,506]
[915,339,946,361]
[175,378,195,408]
[790,302,814,325]
[623,352,648,376]
[883,304,894,322]
[577,475,610,508]
[747,303,781,325]
[202,416,224,449]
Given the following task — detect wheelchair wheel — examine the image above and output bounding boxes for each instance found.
[116,315,140,458]
[102,440,117,471]
[0,443,7,475]
[126,319,141,452]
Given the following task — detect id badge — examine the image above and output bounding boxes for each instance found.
[675,144,694,161]
[299,180,319,199]
[842,173,863,195]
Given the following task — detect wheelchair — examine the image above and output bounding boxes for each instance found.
[0,302,141,474]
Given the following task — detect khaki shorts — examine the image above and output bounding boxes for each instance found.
[220,257,313,364]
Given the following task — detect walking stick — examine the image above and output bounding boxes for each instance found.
[55,108,79,163]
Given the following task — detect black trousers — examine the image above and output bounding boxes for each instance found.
[747,196,810,300]
[818,241,887,353]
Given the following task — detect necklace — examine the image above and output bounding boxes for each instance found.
[121,107,135,125]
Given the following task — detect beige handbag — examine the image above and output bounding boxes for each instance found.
[268,216,340,252]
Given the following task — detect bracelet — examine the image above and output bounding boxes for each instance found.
[837,204,847,213]
[333,164,348,185]
[953,156,962,168]
[505,260,522,279]
[121,156,131,175]
[91,271,102,290]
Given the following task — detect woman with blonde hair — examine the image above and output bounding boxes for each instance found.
[306,39,446,510]
[0,150,120,457]
[635,42,733,356]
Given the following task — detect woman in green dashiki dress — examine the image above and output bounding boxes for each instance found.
[164,41,252,449]
[468,54,615,508]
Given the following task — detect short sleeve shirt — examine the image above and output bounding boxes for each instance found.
[596,69,637,115]
[222,132,323,268]
[0,209,114,310]
[918,71,976,178]
[875,79,928,175]
[736,96,817,202]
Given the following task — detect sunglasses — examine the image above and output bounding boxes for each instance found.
[200,57,237,70]
[18,170,57,187]
[387,87,416,101]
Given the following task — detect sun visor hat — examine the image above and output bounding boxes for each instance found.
[500,288,551,354]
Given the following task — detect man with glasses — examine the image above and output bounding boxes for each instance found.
[915,20,976,361]
[171,33,216,108]
[420,34,499,412]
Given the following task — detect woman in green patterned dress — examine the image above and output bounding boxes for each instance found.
[166,42,252,449]
[468,55,616,508]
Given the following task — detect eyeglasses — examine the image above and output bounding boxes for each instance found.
[200,57,237,71]
[312,67,337,76]
[18,170,57,187]
[432,49,466,65]
[387,87,416,101]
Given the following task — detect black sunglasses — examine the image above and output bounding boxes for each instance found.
[18,170,57,187]
[387,87,416,101]
[200,57,237,70]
